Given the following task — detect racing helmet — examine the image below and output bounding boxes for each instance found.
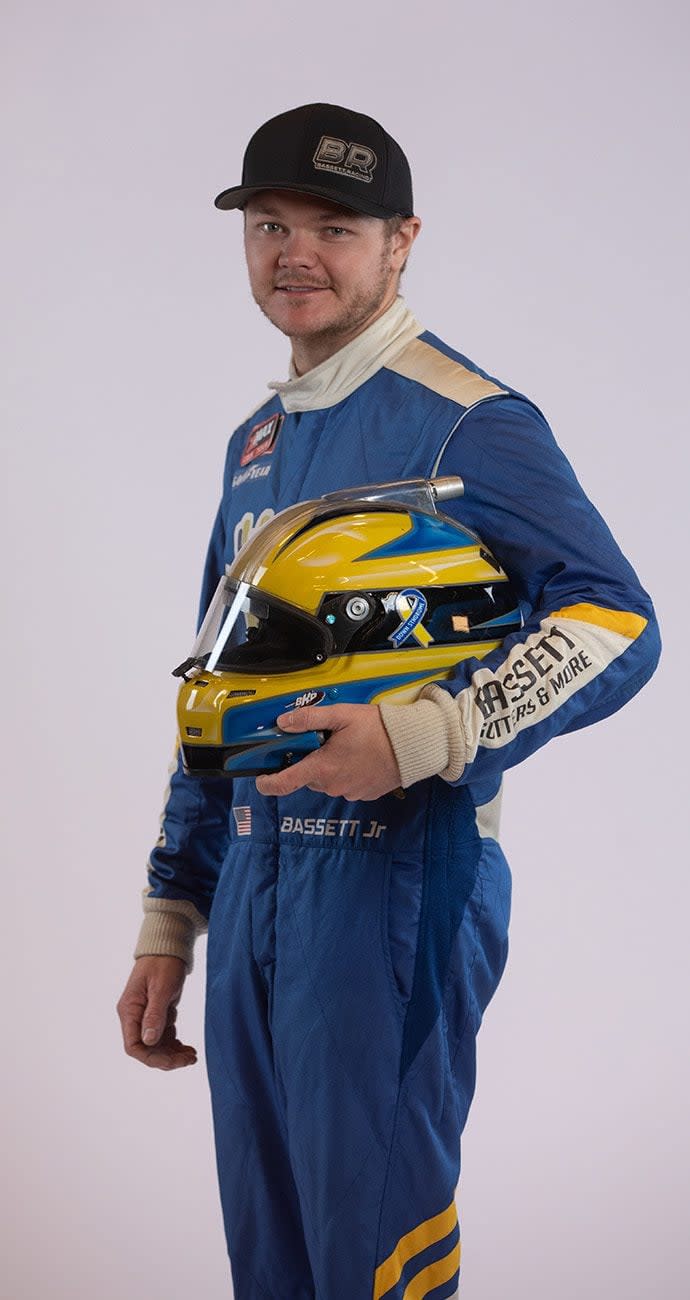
[174,476,522,777]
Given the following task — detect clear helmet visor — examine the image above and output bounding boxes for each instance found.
[190,576,332,674]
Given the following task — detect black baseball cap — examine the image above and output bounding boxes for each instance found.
[214,103,414,219]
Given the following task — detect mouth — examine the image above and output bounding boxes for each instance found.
[274,284,330,295]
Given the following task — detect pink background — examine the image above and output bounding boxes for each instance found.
[4,1,687,1296]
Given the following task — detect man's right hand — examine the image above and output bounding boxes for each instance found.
[116,955,197,1070]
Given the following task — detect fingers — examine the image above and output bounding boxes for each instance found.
[257,705,363,796]
[255,707,402,795]
[120,1006,197,1070]
[127,1031,198,1071]
[255,707,338,795]
[117,957,197,1071]
[256,748,325,797]
[256,703,402,801]
[136,1023,198,1072]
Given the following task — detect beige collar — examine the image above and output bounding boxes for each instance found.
[267,297,423,413]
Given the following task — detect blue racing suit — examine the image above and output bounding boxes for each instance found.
[137,299,660,1300]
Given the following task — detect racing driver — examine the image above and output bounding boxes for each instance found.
[116,102,660,1300]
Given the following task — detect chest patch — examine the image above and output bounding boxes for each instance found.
[240,413,283,467]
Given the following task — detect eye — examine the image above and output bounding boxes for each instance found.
[325,226,348,237]
[259,221,283,233]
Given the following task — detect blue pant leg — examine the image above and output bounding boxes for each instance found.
[205,833,316,1300]
[374,829,511,1300]
[270,825,403,1298]
[269,784,508,1300]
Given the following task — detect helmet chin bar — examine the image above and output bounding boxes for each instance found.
[322,476,464,517]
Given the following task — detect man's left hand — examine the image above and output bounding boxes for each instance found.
[255,704,401,801]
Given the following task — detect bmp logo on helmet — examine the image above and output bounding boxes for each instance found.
[289,689,325,710]
[313,135,377,183]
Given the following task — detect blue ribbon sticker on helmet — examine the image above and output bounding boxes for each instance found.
[389,589,429,647]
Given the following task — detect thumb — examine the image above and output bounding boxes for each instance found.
[142,993,171,1046]
[277,704,337,733]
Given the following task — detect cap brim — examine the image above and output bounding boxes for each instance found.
[214,181,409,219]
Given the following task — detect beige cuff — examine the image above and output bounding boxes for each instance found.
[379,690,467,787]
[134,892,208,971]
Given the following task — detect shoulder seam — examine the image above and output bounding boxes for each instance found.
[385,336,508,407]
[231,395,281,440]
[429,396,508,476]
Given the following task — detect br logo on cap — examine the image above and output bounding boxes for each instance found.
[313,135,377,184]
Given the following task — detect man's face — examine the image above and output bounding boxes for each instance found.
[243,190,417,362]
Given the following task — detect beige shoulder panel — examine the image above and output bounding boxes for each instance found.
[386,337,507,407]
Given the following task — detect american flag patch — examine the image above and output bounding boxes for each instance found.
[232,806,252,836]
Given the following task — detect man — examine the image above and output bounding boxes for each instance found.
[117,103,660,1300]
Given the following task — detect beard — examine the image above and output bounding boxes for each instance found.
[252,245,396,348]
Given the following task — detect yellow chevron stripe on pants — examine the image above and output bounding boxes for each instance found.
[373,1201,458,1298]
[403,1242,461,1299]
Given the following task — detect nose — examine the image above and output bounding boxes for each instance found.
[277,228,319,269]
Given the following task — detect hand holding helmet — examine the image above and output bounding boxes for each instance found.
[256,701,401,800]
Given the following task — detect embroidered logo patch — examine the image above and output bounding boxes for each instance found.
[313,135,377,184]
[240,414,283,467]
[232,806,252,836]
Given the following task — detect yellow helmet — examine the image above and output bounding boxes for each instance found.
[174,477,521,776]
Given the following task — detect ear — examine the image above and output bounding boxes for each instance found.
[390,216,422,272]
